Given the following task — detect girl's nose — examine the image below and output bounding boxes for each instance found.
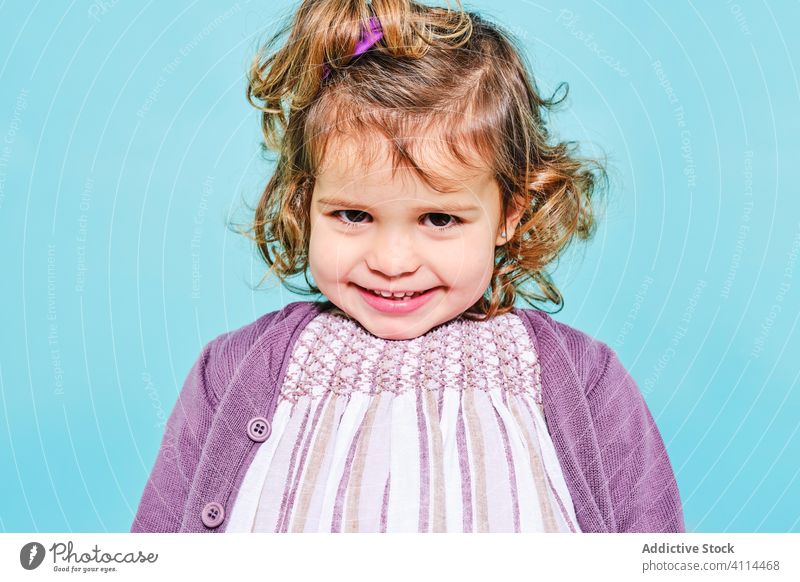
[366,230,420,277]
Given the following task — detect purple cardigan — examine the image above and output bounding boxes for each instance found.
[131,301,684,533]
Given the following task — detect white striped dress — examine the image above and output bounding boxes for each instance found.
[226,309,580,532]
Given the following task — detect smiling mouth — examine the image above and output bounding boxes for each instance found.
[355,284,438,300]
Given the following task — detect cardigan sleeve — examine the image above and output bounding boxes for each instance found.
[586,343,685,532]
[129,307,290,532]
[130,340,220,533]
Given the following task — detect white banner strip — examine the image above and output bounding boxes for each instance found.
[1,533,797,581]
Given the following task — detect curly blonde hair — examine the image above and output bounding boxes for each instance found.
[236,0,608,320]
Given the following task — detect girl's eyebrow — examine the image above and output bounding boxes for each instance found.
[316,196,479,212]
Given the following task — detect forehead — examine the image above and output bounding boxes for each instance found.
[314,132,495,197]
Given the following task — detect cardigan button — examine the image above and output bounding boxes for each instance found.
[201,502,225,528]
[247,416,271,443]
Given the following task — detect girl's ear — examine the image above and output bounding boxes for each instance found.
[495,200,525,246]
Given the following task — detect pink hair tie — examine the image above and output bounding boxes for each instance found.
[322,16,384,80]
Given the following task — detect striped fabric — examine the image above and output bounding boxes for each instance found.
[226,309,580,533]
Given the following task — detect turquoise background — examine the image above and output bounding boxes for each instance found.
[1,0,798,533]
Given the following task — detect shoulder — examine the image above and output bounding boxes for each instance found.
[202,301,325,400]
[512,307,622,394]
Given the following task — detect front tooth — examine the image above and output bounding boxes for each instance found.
[370,289,422,298]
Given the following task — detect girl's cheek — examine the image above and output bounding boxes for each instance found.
[309,229,356,271]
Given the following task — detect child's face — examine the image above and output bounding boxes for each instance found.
[309,136,520,340]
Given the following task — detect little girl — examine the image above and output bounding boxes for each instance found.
[132,0,683,533]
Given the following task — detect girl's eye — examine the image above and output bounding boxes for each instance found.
[424,213,462,230]
[333,209,370,227]
[330,210,462,231]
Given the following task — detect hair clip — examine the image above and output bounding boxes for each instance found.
[322,16,384,80]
